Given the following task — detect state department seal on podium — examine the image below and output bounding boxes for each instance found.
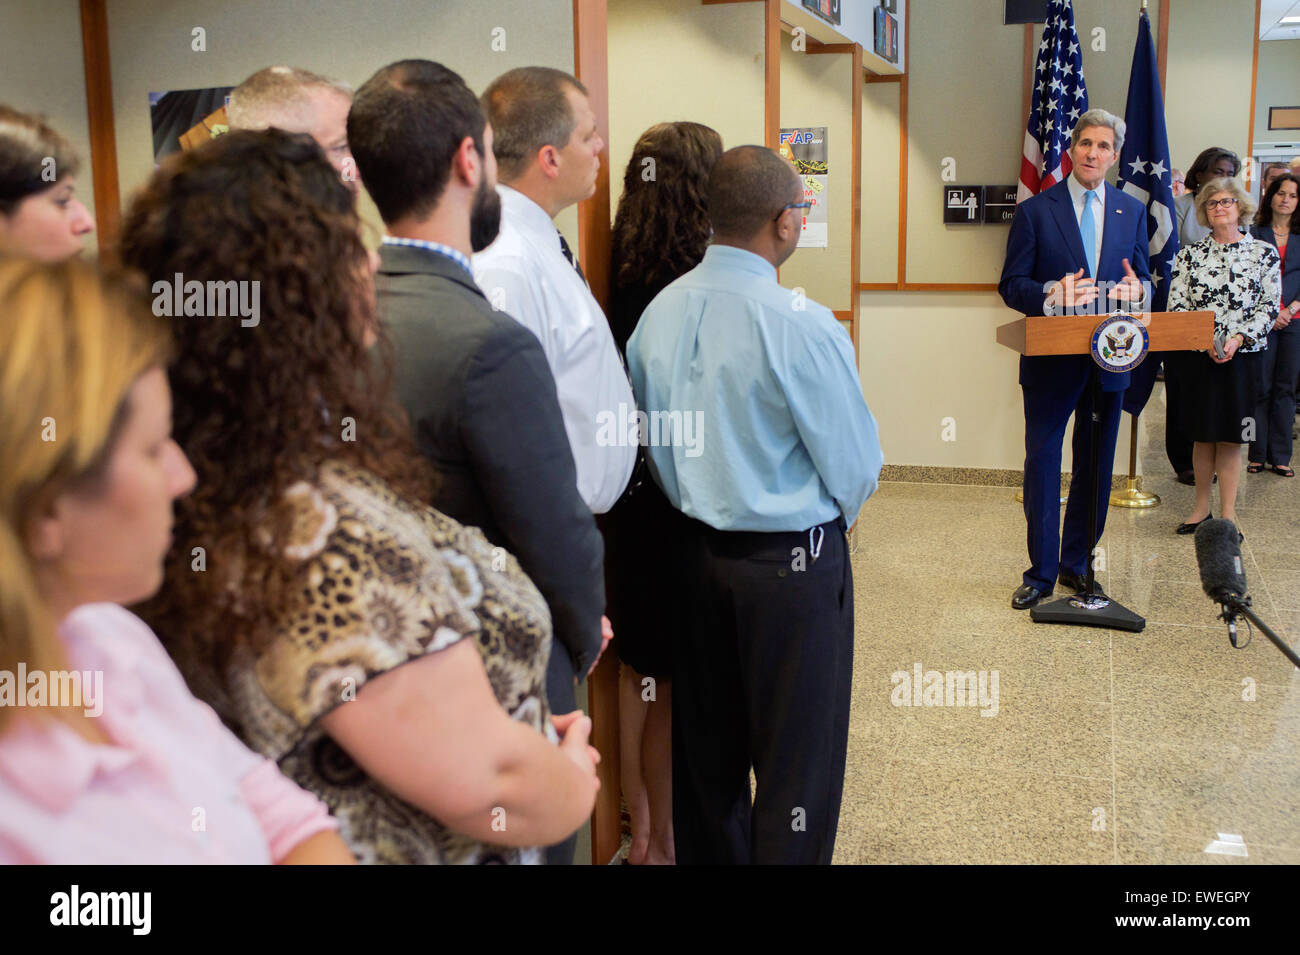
[1090,312,1149,372]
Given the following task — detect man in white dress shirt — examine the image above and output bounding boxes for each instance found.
[474,67,635,514]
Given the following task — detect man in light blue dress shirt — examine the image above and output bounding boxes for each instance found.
[627,145,882,865]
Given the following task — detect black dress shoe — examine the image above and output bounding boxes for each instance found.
[1058,571,1106,597]
[1176,513,1212,535]
[1012,584,1049,610]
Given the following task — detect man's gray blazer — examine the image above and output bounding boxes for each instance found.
[376,243,604,713]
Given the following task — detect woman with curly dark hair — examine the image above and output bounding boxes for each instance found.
[120,129,598,865]
[609,122,723,354]
[606,121,722,865]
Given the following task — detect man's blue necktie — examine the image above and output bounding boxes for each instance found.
[1080,189,1098,278]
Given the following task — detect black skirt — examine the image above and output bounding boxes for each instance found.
[602,476,689,680]
[1168,347,1264,444]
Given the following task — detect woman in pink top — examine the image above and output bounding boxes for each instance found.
[0,259,354,864]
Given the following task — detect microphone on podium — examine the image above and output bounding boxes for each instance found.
[1194,518,1248,646]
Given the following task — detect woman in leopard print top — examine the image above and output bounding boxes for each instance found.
[235,461,557,864]
[123,130,599,864]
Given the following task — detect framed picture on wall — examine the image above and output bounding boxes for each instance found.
[148,86,234,164]
[1268,107,1300,131]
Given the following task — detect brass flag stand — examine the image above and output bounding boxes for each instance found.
[1110,414,1160,508]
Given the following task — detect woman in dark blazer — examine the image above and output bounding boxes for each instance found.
[1248,173,1300,475]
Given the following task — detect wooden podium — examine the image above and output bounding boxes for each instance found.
[995,310,1214,632]
[996,310,1214,357]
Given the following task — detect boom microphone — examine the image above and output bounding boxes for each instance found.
[1194,518,1247,602]
[1194,518,1247,646]
[1193,519,1300,668]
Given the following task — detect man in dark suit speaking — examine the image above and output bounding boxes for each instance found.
[999,108,1151,610]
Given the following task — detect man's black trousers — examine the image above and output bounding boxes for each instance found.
[672,514,854,865]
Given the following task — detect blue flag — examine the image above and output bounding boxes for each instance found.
[1117,9,1179,416]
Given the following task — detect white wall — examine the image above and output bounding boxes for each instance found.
[1253,38,1300,148]
[104,0,578,239]
[608,0,765,228]
[1165,0,1256,174]
[858,289,1027,470]
[907,0,1024,284]
[860,80,902,285]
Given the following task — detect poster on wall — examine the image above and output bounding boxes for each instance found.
[778,126,829,249]
[874,7,899,63]
[149,86,233,164]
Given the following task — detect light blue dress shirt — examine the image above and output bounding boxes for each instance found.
[627,244,882,532]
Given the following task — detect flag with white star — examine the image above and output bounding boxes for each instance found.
[1117,7,1179,416]
[1017,0,1088,203]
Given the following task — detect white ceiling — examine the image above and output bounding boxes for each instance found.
[1260,0,1300,40]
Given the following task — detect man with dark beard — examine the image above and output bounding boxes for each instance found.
[349,61,607,788]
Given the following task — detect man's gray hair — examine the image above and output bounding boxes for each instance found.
[226,66,353,131]
[1070,107,1126,155]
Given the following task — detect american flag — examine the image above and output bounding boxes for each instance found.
[1018,0,1089,203]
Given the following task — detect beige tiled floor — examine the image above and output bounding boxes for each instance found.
[836,397,1300,864]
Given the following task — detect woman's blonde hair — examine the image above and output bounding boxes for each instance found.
[0,258,170,733]
[1194,176,1255,229]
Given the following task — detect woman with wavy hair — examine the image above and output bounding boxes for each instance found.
[121,129,599,865]
[0,105,96,261]
[0,258,350,863]
[606,121,722,865]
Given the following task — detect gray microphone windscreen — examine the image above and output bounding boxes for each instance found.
[1194,518,1246,600]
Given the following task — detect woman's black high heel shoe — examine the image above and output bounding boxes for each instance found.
[1176,513,1212,535]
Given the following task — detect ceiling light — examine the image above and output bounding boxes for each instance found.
[1281,15,1300,23]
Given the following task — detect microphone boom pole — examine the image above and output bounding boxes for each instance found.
[1214,595,1300,669]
